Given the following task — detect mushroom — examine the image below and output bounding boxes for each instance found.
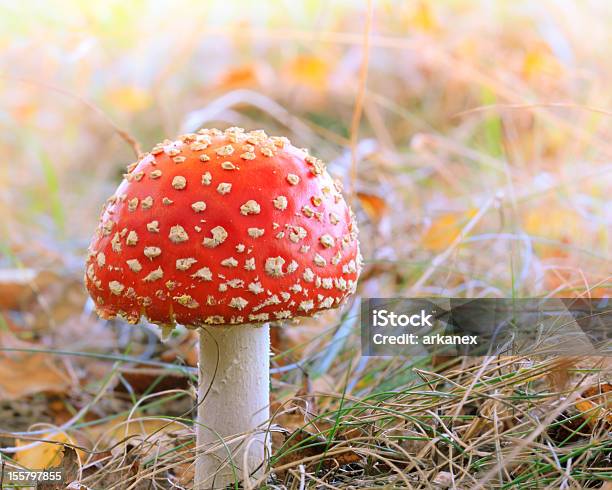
[84,127,361,488]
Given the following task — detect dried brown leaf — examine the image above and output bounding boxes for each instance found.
[274,428,360,479]
[0,332,71,400]
[115,366,189,395]
[0,269,55,310]
[38,446,80,490]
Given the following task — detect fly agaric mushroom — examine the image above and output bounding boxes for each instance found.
[84,127,361,488]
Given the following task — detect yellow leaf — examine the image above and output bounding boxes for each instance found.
[523,207,580,240]
[286,55,329,90]
[522,44,561,80]
[15,432,74,470]
[523,205,583,263]
[422,211,475,252]
[107,86,152,112]
[406,1,439,33]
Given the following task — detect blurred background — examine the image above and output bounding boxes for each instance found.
[0,0,610,487]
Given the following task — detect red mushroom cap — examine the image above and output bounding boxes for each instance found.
[85,127,361,327]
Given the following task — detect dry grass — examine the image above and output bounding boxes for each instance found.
[0,0,610,488]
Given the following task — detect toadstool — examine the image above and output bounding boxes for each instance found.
[84,127,361,488]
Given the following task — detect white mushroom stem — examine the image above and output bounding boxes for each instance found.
[195,323,270,489]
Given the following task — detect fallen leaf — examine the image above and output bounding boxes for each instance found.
[0,332,71,400]
[272,405,310,436]
[433,471,454,488]
[115,366,189,395]
[575,383,611,429]
[272,392,361,479]
[106,86,152,113]
[173,459,195,488]
[84,416,186,453]
[384,427,430,455]
[160,329,198,367]
[15,432,77,470]
[463,395,513,441]
[522,43,562,80]
[80,416,187,488]
[274,428,360,479]
[38,446,80,490]
[0,269,56,310]
[404,1,439,33]
[217,64,260,89]
[47,396,76,426]
[357,192,389,224]
[523,206,581,251]
[286,55,329,90]
[422,210,476,252]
